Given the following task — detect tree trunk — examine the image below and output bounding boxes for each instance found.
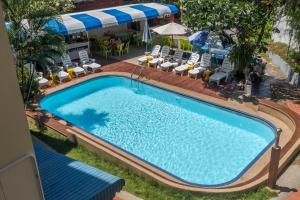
[20,60,25,101]
[256,7,272,48]
[24,62,35,109]
[287,30,293,58]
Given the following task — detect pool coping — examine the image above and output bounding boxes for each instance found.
[39,75,278,188]
[27,71,300,193]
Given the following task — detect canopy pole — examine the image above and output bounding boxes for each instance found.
[86,31,91,55]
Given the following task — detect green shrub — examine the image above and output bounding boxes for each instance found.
[17,66,41,104]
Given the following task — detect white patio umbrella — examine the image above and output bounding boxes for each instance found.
[152,22,188,36]
[142,20,152,52]
[151,22,189,48]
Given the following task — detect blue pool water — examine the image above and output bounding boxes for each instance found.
[40,76,275,186]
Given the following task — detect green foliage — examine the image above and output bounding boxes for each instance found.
[17,66,41,102]
[2,0,73,103]
[285,0,300,50]
[284,0,300,66]
[183,0,233,32]
[2,0,67,70]
[183,0,283,73]
[29,118,276,200]
[29,0,75,14]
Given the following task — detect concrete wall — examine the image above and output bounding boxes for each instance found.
[266,51,300,86]
[272,16,297,49]
[0,4,44,200]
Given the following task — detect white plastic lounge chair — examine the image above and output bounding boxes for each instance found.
[148,46,170,68]
[174,53,200,76]
[138,45,161,65]
[160,49,184,71]
[79,50,102,72]
[57,67,70,83]
[209,57,234,85]
[23,63,50,87]
[188,53,212,79]
[61,54,86,77]
[37,72,50,88]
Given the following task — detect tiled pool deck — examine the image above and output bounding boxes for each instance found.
[27,60,300,193]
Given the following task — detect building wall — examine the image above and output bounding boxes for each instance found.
[75,0,124,11]
[272,16,297,49]
[0,4,44,200]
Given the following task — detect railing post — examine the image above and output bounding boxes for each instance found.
[267,128,282,189]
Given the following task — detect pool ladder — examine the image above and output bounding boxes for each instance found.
[130,65,147,88]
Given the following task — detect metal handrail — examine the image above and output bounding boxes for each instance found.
[130,65,148,89]
[130,65,141,79]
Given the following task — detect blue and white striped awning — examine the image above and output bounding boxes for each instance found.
[46,3,178,35]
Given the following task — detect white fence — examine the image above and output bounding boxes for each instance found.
[266,51,299,87]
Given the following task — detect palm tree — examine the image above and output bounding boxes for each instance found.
[2,0,66,105]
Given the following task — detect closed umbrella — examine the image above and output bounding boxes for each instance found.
[142,20,151,52]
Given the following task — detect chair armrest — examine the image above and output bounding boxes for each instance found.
[73,62,79,67]
[145,52,151,56]
[199,61,206,67]
[194,62,201,68]
[176,59,182,65]
[152,53,159,58]
[215,67,221,72]
[164,55,171,61]
[91,58,96,63]
[82,60,88,65]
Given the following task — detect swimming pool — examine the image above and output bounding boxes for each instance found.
[40,76,276,187]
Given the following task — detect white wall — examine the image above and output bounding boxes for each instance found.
[272,16,297,48]
[0,4,44,200]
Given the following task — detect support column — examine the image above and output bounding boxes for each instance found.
[267,146,281,188]
[267,128,282,189]
[169,14,175,22]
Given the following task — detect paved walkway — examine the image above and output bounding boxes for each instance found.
[273,102,300,200]
[114,191,143,200]
[253,60,287,98]
[270,152,300,200]
[285,188,300,200]
[260,54,300,200]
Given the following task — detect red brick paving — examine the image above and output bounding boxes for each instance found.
[112,196,122,200]
[100,61,225,100]
[287,102,300,116]
[285,188,300,200]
